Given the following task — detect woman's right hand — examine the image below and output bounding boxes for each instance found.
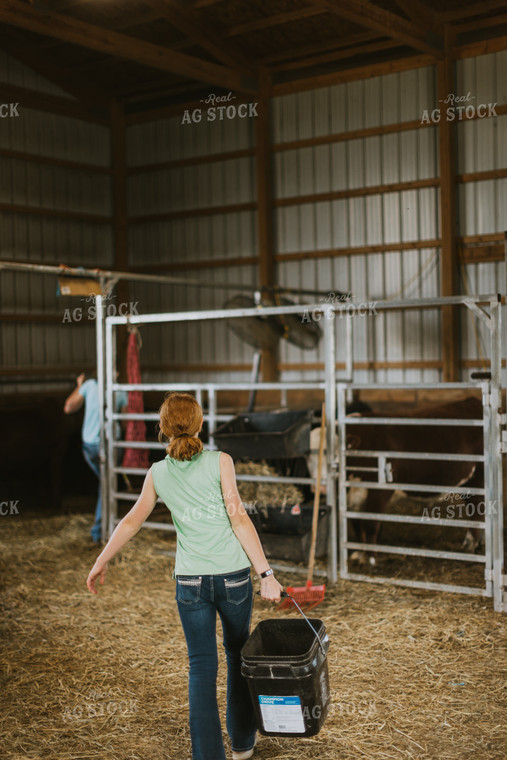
[259,574,284,602]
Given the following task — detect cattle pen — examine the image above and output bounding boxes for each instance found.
[95,290,507,614]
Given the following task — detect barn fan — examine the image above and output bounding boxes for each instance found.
[224,293,322,351]
[269,293,322,350]
[224,294,282,350]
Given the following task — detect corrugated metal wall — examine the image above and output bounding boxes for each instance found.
[0,54,112,393]
[456,51,507,374]
[126,111,259,383]
[273,67,442,384]
[1,48,505,391]
[126,55,505,386]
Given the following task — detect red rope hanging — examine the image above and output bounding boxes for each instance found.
[122,328,150,469]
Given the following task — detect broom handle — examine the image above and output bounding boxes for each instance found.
[307,402,326,584]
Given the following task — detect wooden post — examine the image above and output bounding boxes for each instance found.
[110,100,129,380]
[255,70,278,381]
[438,28,459,382]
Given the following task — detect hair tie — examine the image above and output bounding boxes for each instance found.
[176,432,191,438]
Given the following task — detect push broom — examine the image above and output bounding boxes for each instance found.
[280,401,327,611]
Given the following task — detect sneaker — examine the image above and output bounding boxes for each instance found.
[232,732,259,760]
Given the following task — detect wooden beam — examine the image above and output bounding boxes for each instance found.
[128,202,257,224]
[276,238,442,263]
[0,148,112,175]
[308,0,443,58]
[439,0,507,23]
[0,81,108,124]
[271,39,400,72]
[227,6,324,36]
[110,100,129,381]
[130,256,259,273]
[392,0,439,32]
[127,148,255,175]
[256,71,278,382]
[455,35,507,60]
[273,53,435,95]
[455,12,507,33]
[438,27,459,382]
[0,311,95,324]
[460,245,504,263]
[111,101,128,274]
[273,178,440,208]
[274,118,431,152]
[0,202,110,223]
[0,28,111,111]
[261,31,379,65]
[143,0,253,73]
[0,0,257,94]
[193,0,226,7]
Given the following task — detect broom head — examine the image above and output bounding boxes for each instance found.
[279,581,326,611]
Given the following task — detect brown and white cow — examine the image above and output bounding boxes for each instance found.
[343,397,486,562]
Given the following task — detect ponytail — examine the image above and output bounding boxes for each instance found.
[158,393,204,462]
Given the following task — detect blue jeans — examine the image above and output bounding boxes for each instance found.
[176,568,257,760]
[82,442,101,542]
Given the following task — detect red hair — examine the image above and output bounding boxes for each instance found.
[158,392,203,461]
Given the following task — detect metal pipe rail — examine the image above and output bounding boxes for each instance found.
[345,574,489,597]
[98,293,505,611]
[345,511,485,529]
[336,371,503,607]
[346,449,485,462]
[342,479,485,495]
[345,542,486,563]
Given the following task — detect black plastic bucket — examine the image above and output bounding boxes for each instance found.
[241,613,330,737]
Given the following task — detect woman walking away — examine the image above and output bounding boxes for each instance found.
[87,392,284,760]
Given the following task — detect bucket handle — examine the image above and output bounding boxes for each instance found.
[256,591,327,657]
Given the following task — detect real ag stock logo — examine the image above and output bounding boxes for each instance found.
[181,92,258,125]
[421,92,497,124]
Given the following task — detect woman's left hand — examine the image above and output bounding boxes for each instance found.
[87,561,108,594]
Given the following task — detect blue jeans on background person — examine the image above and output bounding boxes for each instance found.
[82,441,101,542]
[176,568,257,760]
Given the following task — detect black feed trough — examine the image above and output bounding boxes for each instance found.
[214,410,313,459]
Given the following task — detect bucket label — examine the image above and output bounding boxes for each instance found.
[258,695,305,733]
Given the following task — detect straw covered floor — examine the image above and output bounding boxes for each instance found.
[1,513,505,760]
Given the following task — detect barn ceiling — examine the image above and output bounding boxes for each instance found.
[0,0,506,115]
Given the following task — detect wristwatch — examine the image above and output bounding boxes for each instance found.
[255,568,273,579]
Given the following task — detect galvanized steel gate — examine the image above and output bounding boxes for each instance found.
[99,294,506,613]
[334,296,505,613]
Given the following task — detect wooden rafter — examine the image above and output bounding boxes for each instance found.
[261,31,378,64]
[227,6,325,37]
[0,28,111,109]
[271,38,399,72]
[455,11,507,33]
[392,0,440,33]
[439,0,507,23]
[193,0,226,8]
[308,0,443,58]
[143,0,254,73]
[438,26,459,382]
[0,0,258,93]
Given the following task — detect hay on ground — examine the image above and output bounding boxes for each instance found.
[0,512,505,760]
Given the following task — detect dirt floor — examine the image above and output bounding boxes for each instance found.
[1,512,506,760]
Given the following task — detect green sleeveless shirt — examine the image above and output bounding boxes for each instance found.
[151,449,250,577]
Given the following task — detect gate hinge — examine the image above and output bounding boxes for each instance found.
[485,569,494,582]
[499,413,507,426]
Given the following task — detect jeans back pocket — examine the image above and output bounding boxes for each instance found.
[224,573,251,605]
[176,576,202,604]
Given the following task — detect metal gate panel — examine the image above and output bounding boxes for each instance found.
[337,380,503,607]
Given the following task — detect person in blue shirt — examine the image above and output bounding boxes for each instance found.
[64,372,127,542]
